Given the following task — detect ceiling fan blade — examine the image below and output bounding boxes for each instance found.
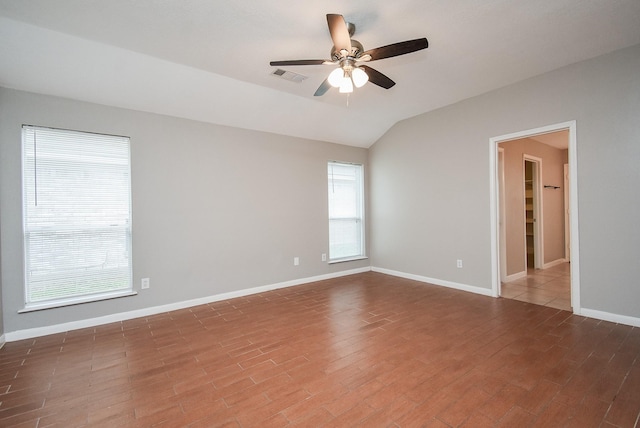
[360,65,395,89]
[362,38,428,62]
[314,79,332,96]
[270,59,328,66]
[326,14,352,53]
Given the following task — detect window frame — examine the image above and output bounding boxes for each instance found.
[20,125,135,312]
[327,161,366,263]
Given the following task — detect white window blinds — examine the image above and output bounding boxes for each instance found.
[22,125,133,308]
[328,161,364,261]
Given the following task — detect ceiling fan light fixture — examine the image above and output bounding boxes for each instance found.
[328,67,344,87]
[351,67,369,88]
[270,14,428,96]
[339,73,354,93]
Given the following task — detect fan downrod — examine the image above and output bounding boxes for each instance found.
[346,22,355,37]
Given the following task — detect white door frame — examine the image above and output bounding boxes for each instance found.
[489,121,580,313]
[564,163,571,261]
[498,148,507,282]
[523,155,544,270]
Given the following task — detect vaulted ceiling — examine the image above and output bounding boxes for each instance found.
[1,0,639,147]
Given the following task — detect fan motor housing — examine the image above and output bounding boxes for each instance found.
[331,39,364,61]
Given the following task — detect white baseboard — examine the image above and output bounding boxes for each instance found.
[372,267,640,328]
[578,307,640,328]
[502,271,527,283]
[543,258,568,269]
[4,267,371,342]
[371,266,493,297]
[0,334,5,349]
[6,267,639,341]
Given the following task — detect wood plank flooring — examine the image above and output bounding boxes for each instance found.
[0,272,639,427]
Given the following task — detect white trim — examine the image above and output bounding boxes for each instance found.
[579,308,640,328]
[328,256,368,265]
[542,258,567,269]
[567,123,581,312]
[18,290,138,313]
[502,271,527,283]
[0,334,5,349]
[489,135,500,298]
[490,121,580,311]
[498,147,507,283]
[563,163,571,261]
[4,267,371,342]
[371,266,493,297]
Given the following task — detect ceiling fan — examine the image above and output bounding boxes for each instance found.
[270,14,428,96]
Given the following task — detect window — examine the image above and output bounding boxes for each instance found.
[21,125,133,310]
[328,161,365,261]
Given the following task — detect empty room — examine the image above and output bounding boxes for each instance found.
[1,1,639,427]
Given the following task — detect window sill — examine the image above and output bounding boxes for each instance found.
[328,256,368,265]
[18,290,137,313]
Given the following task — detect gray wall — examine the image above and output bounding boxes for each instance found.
[369,44,640,318]
[0,88,369,334]
[2,43,639,336]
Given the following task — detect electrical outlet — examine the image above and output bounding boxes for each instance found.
[141,278,150,289]
[456,259,463,268]
[322,253,327,262]
[294,257,299,266]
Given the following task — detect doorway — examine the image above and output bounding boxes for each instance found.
[523,156,543,270]
[490,121,580,313]
[501,140,566,309]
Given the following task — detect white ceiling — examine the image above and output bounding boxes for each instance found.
[1,0,639,147]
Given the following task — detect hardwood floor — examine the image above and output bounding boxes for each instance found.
[0,271,638,427]
[501,263,572,311]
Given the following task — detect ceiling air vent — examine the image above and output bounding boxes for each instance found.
[272,69,308,83]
